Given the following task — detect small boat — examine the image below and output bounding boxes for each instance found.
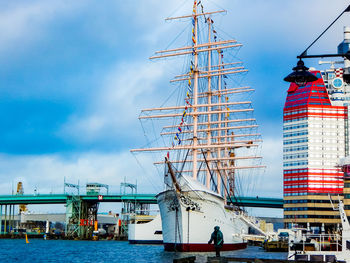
[128,213,163,244]
[287,198,350,262]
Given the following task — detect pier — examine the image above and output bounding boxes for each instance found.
[175,256,323,263]
[174,256,310,263]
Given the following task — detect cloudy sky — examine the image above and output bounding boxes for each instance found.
[1,0,349,215]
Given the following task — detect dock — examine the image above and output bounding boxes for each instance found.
[174,256,326,263]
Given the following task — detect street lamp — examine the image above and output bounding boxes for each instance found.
[284,5,350,86]
[284,59,318,87]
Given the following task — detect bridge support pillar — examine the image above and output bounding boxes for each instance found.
[4,205,7,234]
[65,196,98,240]
[80,201,98,239]
[45,219,50,235]
[8,205,11,233]
[0,205,2,234]
[10,205,13,233]
[13,205,16,231]
[9,205,13,233]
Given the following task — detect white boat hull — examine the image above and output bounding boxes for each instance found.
[128,213,163,244]
[157,189,248,252]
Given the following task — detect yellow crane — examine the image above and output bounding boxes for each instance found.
[16,182,27,213]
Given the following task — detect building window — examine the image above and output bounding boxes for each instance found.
[283,138,308,145]
[283,130,308,138]
[283,145,308,152]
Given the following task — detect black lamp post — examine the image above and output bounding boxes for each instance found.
[284,59,318,87]
[284,5,350,86]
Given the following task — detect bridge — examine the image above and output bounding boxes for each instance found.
[0,194,283,208]
[0,193,283,239]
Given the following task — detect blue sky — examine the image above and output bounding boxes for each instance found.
[0,0,349,215]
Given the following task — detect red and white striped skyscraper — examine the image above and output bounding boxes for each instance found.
[283,27,350,228]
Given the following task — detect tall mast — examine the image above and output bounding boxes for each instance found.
[216,48,223,197]
[205,17,212,190]
[131,1,265,196]
[192,1,199,180]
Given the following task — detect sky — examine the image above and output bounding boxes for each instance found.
[1,0,350,216]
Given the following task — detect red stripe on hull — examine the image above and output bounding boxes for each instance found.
[163,242,247,252]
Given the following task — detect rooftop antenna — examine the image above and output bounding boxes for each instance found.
[318,60,343,69]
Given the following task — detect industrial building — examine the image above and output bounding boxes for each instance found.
[283,27,350,228]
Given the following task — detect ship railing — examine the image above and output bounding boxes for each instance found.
[133,209,160,213]
[239,212,275,240]
[292,233,342,252]
[240,212,260,226]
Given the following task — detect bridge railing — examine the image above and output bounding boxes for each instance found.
[0,194,283,208]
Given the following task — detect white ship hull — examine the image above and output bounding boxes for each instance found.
[128,213,163,244]
[157,188,248,252]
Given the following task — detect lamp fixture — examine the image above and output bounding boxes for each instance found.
[283,59,318,87]
[284,5,350,86]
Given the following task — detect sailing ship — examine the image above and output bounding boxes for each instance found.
[131,1,264,252]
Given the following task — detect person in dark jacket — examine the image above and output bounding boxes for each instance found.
[208,226,224,257]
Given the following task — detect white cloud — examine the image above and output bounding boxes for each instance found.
[256,136,283,197]
[202,0,350,57]
[4,0,345,217]
[58,60,166,143]
[0,137,283,214]
[0,0,86,55]
[242,136,283,217]
[0,136,283,215]
[0,151,162,197]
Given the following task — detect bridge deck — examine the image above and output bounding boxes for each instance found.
[0,194,283,208]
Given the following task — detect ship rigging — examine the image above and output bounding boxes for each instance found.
[131,0,265,252]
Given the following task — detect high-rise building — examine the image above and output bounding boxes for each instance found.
[339,157,350,221]
[283,27,350,229]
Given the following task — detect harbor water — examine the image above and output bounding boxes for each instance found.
[0,239,287,262]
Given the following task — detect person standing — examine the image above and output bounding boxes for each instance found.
[208,226,224,257]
